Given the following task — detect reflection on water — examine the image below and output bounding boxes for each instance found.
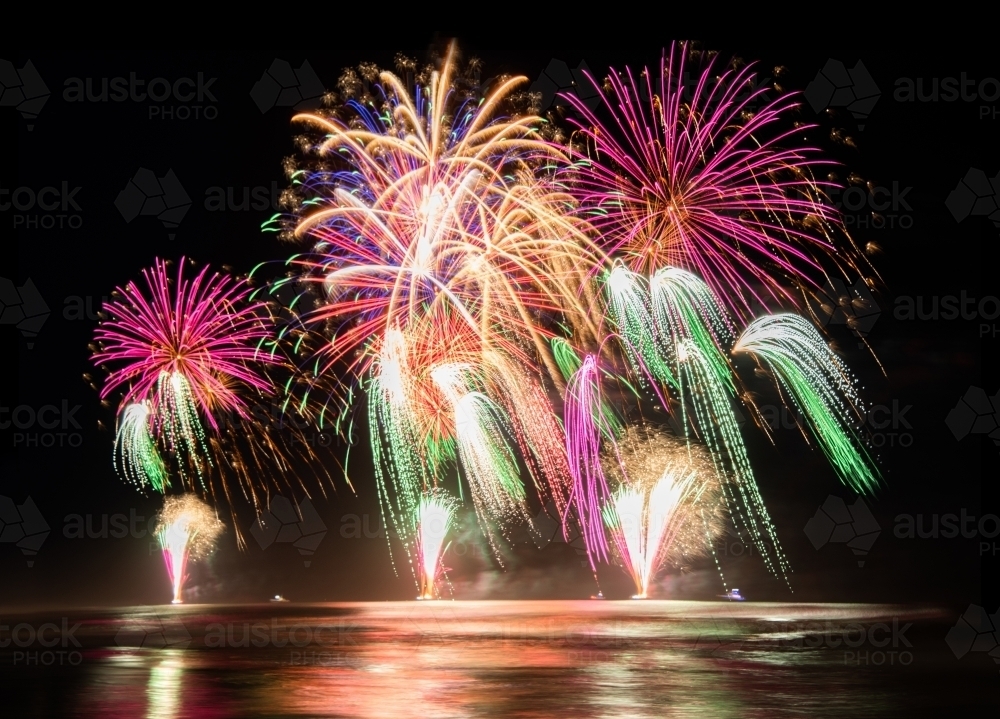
[3,601,997,717]
[147,655,183,719]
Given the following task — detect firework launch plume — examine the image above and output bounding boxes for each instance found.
[414,492,457,599]
[154,494,225,604]
[601,425,726,598]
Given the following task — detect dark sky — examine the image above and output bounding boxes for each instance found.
[2,36,996,609]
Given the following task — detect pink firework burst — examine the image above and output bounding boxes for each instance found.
[92,257,277,427]
[561,43,873,320]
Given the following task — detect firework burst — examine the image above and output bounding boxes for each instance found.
[92,258,334,523]
[282,43,603,405]
[561,42,875,321]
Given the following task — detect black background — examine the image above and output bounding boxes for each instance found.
[2,36,996,610]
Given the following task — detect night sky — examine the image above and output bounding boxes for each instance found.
[2,36,996,610]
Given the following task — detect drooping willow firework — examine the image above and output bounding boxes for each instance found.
[600,265,790,580]
[733,314,879,494]
[369,316,568,569]
[560,42,876,322]
[154,494,225,603]
[92,258,333,518]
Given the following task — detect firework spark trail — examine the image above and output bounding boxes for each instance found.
[369,328,430,575]
[114,402,168,493]
[157,370,212,486]
[415,493,456,599]
[564,355,615,565]
[561,42,874,321]
[734,314,879,494]
[154,495,224,604]
[674,339,788,580]
[650,266,735,389]
[489,356,574,518]
[605,265,675,388]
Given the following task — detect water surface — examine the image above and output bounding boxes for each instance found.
[3,601,995,717]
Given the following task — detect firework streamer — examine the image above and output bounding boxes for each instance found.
[431,363,526,559]
[605,264,675,388]
[154,494,225,604]
[114,402,168,493]
[733,314,879,494]
[564,355,616,565]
